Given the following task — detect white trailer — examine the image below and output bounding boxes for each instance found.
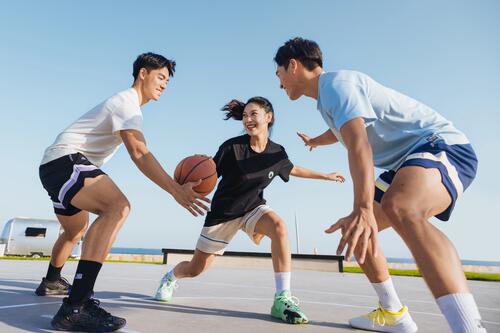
[0,217,81,258]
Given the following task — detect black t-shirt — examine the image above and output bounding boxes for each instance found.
[204,134,294,227]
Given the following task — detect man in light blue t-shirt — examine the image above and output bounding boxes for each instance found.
[274,38,483,333]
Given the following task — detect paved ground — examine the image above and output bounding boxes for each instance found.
[0,260,499,332]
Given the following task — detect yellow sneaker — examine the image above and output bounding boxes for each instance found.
[349,304,418,332]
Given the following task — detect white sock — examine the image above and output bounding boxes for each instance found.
[166,269,178,282]
[437,293,486,333]
[274,272,291,294]
[372,277,403,311]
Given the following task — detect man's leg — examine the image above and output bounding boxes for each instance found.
[51,175,130,332]
[354,202,392,284]
[349,203,417,333]
[52,211,89,267]
[254,212,308,324]
[36,211,88,296]
[155,249,216,302]
[381,166,484,332]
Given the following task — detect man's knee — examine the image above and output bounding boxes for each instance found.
[102,196,131,221]
[381,196,426,231]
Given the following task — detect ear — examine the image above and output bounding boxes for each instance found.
[265,111,273,123]
[289,59,299,74]
[139,68,148,80]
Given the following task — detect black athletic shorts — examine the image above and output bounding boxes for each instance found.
[39,153,106,216]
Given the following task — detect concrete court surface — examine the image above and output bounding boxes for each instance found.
[0,260,499,333]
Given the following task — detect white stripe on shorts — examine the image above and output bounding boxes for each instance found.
[375,178,390,192]
[405,151,464,197]
[53,202,65,209]
[57,164,98,205]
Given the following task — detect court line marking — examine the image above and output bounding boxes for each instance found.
[1,272,499,313]
[2,295,499,326]
[1,276,499,313]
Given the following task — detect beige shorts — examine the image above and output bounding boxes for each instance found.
[196,205,273,255]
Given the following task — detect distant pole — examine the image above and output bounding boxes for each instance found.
[294,211,300,254]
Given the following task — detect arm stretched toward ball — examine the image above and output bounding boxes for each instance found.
[120,129,210,216]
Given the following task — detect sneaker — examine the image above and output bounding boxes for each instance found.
[270,290,309,324]
[35,277,71,296]
[51,297,126,332]
[154,274,178,302]
[349,304,418,333]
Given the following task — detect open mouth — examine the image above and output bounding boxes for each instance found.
[245,124,257,130]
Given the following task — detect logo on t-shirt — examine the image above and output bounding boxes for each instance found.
[268,171,274,179]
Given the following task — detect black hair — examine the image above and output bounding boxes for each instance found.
[132,52,176,81]
[274,37,323,70]
[222,96,275,128]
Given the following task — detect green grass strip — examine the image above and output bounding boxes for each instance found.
[343,266,500,281]
[2,257,499,281]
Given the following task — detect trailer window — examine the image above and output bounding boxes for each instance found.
[25,227,46,237]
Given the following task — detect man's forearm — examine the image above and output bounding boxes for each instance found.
[313,129,338,146]
[348,143,374,210]
[131,152,178,195]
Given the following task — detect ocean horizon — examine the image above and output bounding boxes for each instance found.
[110,247,500,267]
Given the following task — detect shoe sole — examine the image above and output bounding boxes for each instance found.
[35,288,70,296]
[153,291,172,302]
[51,319,126,332]
[270,307,309,325]
[349,319,418,333]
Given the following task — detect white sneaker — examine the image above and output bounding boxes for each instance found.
[349,304,418,333]
[154,275,178,302]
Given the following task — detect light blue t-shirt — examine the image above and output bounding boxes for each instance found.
[317,70,469,171]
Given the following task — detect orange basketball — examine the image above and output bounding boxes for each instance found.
[174,155,217,196]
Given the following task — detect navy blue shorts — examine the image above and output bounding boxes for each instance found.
[374,141,478,221]
[39,153,106,216]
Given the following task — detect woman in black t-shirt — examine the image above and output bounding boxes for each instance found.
[154,97,344,324]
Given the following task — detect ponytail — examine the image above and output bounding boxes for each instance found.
[221,96,275,128]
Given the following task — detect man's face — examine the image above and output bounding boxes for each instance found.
[276,64,301,100]
[142,67,169,101]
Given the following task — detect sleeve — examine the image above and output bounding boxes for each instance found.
[111,102,143,136]
[278,147,294,183]
[323,82,377,130]
[212,143,229,178]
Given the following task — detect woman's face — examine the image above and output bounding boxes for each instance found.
[242,102,272,137]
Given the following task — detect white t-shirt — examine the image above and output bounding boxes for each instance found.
[41,88,143,167]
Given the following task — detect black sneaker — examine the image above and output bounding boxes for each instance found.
[51,297,126,332]
[35,277,71,296]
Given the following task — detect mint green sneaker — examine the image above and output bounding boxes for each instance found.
[154,274,178,302]
[271,290,309,324]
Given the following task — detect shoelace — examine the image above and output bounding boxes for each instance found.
[276,294,301,311]
[370,307,386,327]
[85,299,112,318]
[58,277,71,288]
[161,278,178,291]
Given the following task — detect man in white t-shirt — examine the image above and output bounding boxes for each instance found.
[38,52,210,332]
[274,38,485,333]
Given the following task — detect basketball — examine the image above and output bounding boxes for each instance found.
[174,155,217,196]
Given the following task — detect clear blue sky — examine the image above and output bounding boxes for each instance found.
[1,1,498,261]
